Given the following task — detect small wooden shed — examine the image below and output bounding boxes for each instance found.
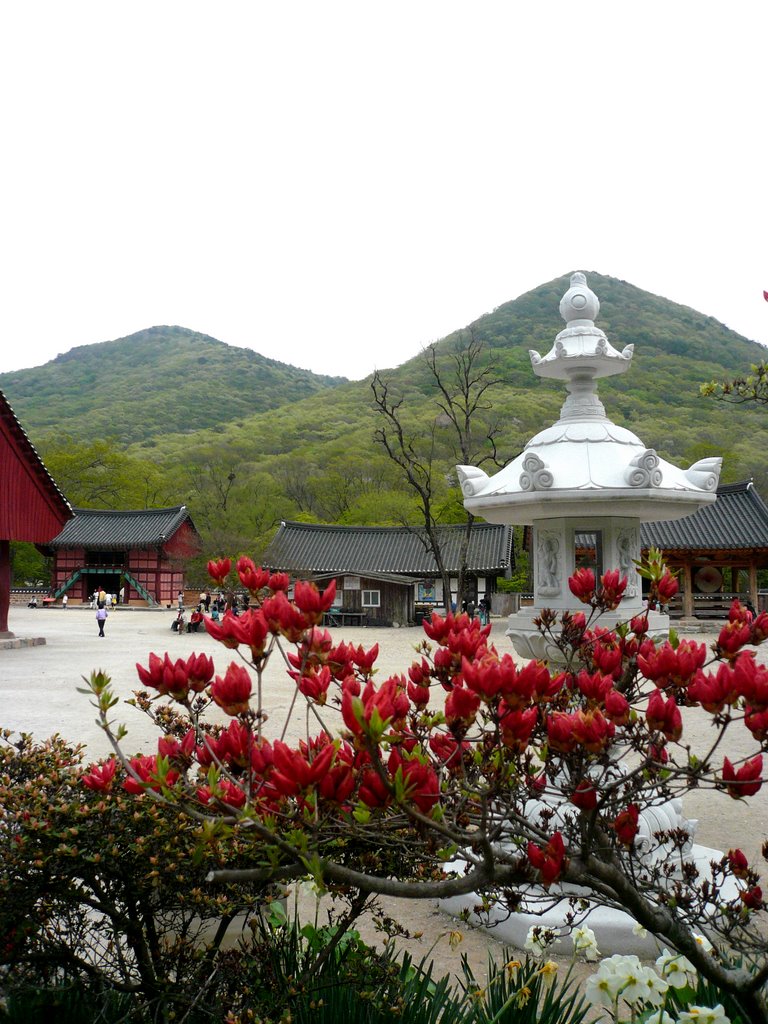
[41,506,202,607]
[262,520,513,626]
[0,390,73,636]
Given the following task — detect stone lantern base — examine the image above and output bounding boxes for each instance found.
[506,606,671,663]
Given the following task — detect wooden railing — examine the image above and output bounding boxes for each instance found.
[669,592,746,619]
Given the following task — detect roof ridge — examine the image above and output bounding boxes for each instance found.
[71,506,187,516]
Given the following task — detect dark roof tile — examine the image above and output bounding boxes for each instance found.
[641,482,768,552]
[263,521,513,576]
[48,506,197,550]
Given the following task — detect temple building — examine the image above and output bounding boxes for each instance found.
[262,520,513,626]
[40,506,202,607]
[0,390,73,638]
[642,480,768,617]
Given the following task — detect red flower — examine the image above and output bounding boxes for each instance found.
[656,570,679,604]
[261,591,310,642]
[604,689,630,726]
[351,642,380,675]
[157,729,196,764]
[575,670,614,704]
[293,579,337,625]
[498,704,538,752]
[185,652,216,692]
[687,663,740,714]
[341,676,409,739]
[389,748,441,813]
[210,663,253,716]
[197,779,247,809]
[614,804,639,846]
[569,568,596,604]
[527,831,568,887]
[598,569,627,610]
[316,742,355,805]
[237,558,271,595]
[207,557,232,586]
[429,733,468,771]
[268,572,290,593]
[123,755,179,795]
[358,767,392,809]
[630,613,650,636]
[728,848,750,878]
[591,640,623,679]
[570,780,597,811]
[751,611,768,643]
[82,758,118,792]
[407,660,431,707]
[444,684,481,731]
[204,611,246,649]
[571,709,615,753]
[717,619,753,660]
[547,712,578,753]
[270,739,336,797]
[740,885,763,910]
[732,653,768,711]
[722,755,763,799]
[744,705,768,741]
[637,639,707,690]
[646,691,682,742]
[295,665,333,705]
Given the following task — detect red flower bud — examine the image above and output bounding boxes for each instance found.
[722,754,763,799]
[207,557,232,586]
[728,848,750,878]
[210,663,253,716]
[569,568,596,604]
[614,804,639,846]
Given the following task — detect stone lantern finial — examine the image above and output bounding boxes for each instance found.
[559,271,600,325]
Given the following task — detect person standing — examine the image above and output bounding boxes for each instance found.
[62,594,68,610]
[96,604,108,637]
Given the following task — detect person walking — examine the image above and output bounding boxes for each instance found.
[96,604,108,637]
[62,594,68,610]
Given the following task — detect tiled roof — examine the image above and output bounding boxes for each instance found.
[47,506,197,550]
[263,521,513,576]
[641,482,768,552]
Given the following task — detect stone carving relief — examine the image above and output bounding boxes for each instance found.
[625,449,663,488]
[537,533,560,596]
[616,527,639,598]
[519,453,554,492]
[684,457,722,492]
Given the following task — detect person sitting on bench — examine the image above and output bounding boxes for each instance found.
[187,608,204,632]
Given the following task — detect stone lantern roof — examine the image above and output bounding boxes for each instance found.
[457,272,721,525]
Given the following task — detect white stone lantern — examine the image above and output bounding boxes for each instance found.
[457,272,722,659]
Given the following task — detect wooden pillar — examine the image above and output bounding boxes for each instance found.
[682,562,694,619]
[0,539,13,637]
[749,560,758,608]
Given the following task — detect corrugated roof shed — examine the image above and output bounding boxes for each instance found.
[263,521,513,575]
[641,482,768,552]
[47,506,197,550]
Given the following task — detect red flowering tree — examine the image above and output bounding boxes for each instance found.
[73,553,768,1021]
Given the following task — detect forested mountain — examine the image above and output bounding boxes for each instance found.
[4,272,768,578]
[0,326,346,445]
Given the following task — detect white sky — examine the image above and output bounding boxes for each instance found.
[1,2,766,380]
